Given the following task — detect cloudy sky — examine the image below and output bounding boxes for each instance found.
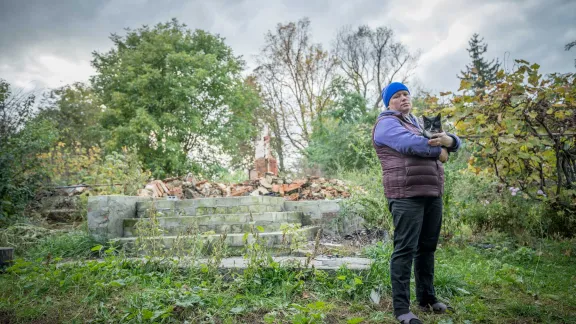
[1,0,575,95]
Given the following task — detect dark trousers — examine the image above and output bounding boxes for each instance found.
[388,197,442,317]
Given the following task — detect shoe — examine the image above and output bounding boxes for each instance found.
[418,302,453,314]
[397,311,423,324]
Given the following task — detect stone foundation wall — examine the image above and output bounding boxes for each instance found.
[88,196,363,240]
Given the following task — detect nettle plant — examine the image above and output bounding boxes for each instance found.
[428,60,576,210]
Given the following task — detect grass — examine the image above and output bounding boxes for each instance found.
[1,229,574,323]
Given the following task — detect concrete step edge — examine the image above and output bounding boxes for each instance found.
[133,211,303,220]
[122,220,305,237]
[56,256,372,273]
[115,226,320,242]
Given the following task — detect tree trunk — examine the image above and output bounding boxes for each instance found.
[0,247,14,270]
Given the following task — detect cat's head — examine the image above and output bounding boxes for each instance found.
[423,113,443,133]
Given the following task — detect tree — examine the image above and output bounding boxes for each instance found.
[438,60,575,234]
[38,82,105,148]
[254,18,339,169]
[90,19,258,178]
[0,79,36,142]
[305,88,378,174]
[566,40,576,68]
[458,33,500,91]
[0,79,59,222]
[334,25,419,109]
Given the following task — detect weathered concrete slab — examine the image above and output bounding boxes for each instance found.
[192,256,372,271]
[87,196,149,240]
[57,256,372,274]
[123,211,304,236]
[135,197,285,218]
[114,226,320,247]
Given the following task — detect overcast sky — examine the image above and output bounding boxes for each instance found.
[1,0,575,95]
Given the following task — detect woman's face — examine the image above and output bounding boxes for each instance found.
[388,90,412,114]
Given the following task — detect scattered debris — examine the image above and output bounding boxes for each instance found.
[321,228,390,248]
[137,174,359,201]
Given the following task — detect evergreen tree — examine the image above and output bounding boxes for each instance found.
[458,33,500,90]
[566,40,576,68]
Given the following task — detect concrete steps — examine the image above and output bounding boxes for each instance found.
[123,212,303,236]
[114,196,321,254]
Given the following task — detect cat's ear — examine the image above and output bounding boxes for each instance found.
[423,116,430,121]
[436,113,441,119]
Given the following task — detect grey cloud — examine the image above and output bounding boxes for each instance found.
[0,0,574,93]
[400,0,576,92]
[0,0,109,57]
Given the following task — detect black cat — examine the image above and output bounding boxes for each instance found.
[422,113,443,139]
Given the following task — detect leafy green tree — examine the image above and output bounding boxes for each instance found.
[0,79,60,222]
[458,33,500,91]
[305,89,378,174]
[434,60,575,235]
[38,82,105,148]
[91,19,258,178]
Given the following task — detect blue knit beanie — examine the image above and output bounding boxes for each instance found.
[382,82,410,108]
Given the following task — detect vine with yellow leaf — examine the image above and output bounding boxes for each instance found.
[423,60,575,233]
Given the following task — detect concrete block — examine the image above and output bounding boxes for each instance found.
[176,200,197,208]
[248,205,266,213]
[237,205,250,213]
[88,195,147,240]
[196,207,218,215]
[215,198,239,207]
[136,200,176,217]
[317,200,342,212]
[238,196,262,205]
[177,207,196,216]
[195,198,218,207]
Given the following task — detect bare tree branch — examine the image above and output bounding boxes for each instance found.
[334,25,419,110]
[254,18,338,161]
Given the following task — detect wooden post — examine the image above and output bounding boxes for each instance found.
[0,247,14,270]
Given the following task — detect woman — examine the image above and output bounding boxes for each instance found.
[372,82,461,324]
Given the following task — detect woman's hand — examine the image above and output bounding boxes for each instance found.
[439,147,449,163]
[428,132,454,147]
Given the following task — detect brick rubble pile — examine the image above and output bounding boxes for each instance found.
[137,174,357,201]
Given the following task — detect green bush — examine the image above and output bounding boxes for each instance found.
[444,147,574,238]
[337,166,392,230]
[305,90,379,176]
[0,119,60,224]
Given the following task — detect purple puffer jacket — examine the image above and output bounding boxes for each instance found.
[372,111,461,199]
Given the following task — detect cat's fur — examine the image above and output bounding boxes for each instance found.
[421,113,443,139]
